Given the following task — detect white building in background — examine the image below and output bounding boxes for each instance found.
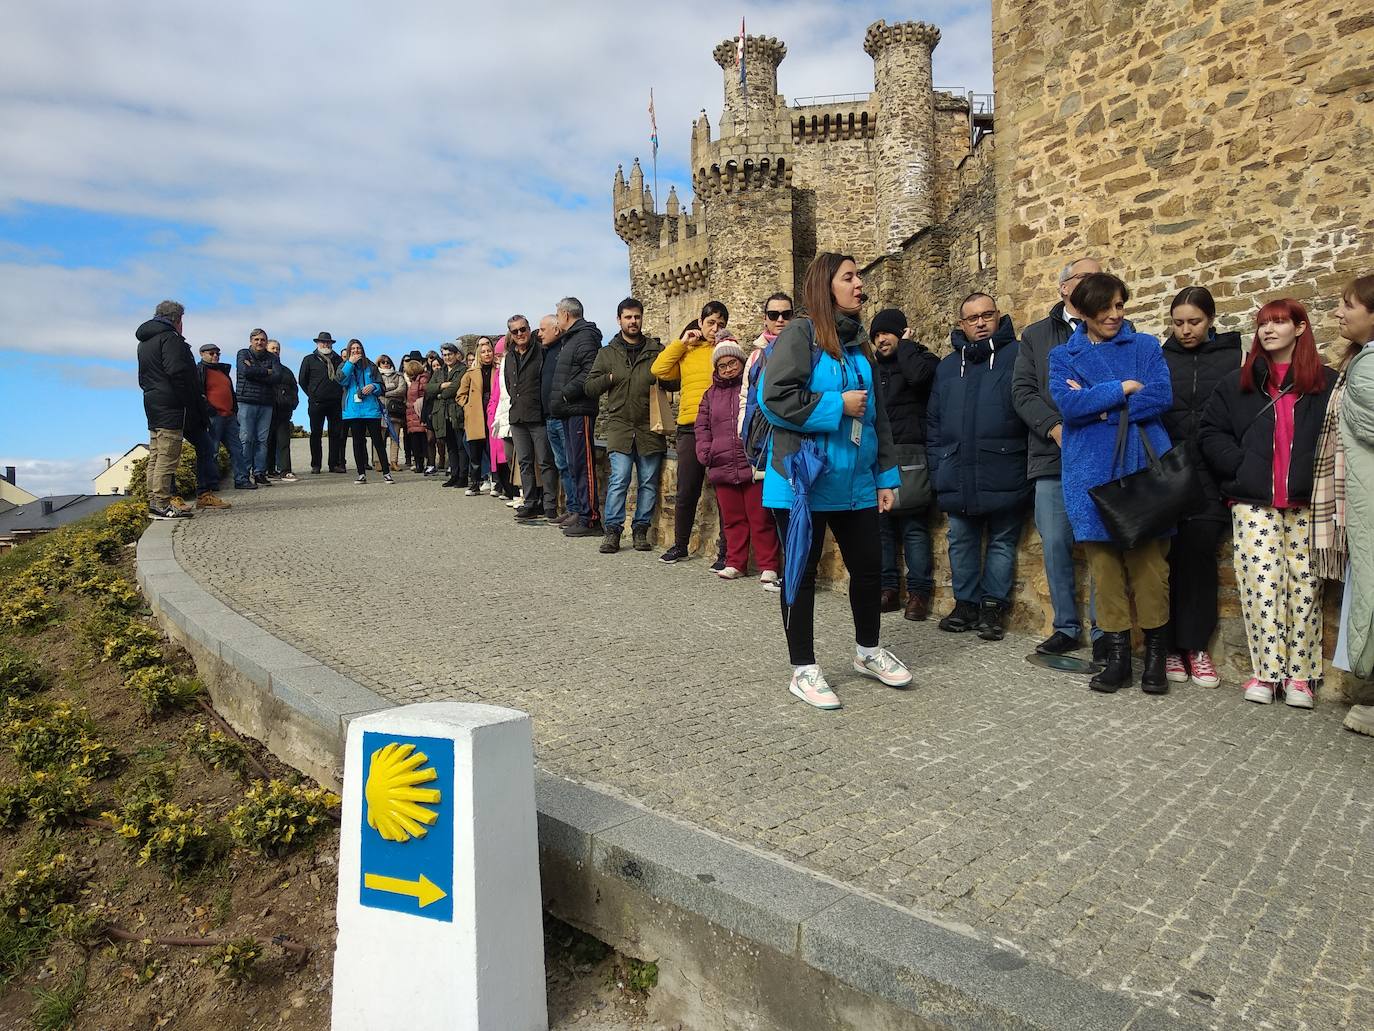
[92,444,150,496]
[0,467,38,506]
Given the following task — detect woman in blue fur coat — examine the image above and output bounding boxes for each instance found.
[1048,273,1173,694]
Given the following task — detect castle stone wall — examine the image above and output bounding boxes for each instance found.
[788,133,881,268]
[992,0,1374,350]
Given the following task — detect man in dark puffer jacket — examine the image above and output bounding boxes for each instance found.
[928,293,1029,641]
[136,299,208,518]
[236,328,280,486]
[549,296,604,537]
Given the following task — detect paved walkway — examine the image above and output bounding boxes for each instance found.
[176,448,1374,1030]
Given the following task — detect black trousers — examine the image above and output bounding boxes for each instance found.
[346,419,388,475]
[308,398,345,471]
[771,506,882,666]
[444,425,467,481]
[1169,517,1227,651]
[465,439,487,488]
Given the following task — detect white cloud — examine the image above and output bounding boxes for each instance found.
[0,0,992,363]
[0,454,122,498]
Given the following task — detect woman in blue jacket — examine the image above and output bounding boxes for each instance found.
[759,252,911,710]
[337,339,394,484]
[1049,274,1173,694]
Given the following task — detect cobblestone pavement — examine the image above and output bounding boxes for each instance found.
[176,451,1374,1029]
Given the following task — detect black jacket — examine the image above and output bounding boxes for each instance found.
[1012,302,1075,480]
[540,339,564,418]
[1161,331,1242,521]
[235,347,280,406]
[137,317,206,432]
[273,364,300,414]
[549,319,603,419]
[503,342,545,425]
[927,315,1030,516]
[298,350,343,404]
[1198,356,1337,507]
[875,339,939,446]
[197,359,237,416]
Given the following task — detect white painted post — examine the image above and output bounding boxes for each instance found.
[332,702,547,1031]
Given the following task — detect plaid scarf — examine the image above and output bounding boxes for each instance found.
[1311,368,1348,580]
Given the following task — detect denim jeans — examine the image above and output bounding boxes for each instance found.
[879,509,934,594]
[1034,477,1099,639]
[604,449,663,531]
[563,415,599,523]
[238,403,273,477]
[946,507,1024,605]
[204,412,248,488]
[546,418,575,509]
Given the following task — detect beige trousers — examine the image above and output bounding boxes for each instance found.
[147,428,184,509]
[1232,503,1324,681]
[1083,538,1170,633]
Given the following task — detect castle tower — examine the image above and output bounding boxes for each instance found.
[612,159,665,331]
[864,20,941,255]
[711,35,786,136]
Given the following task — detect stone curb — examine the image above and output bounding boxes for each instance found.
[137,520,1203,1031]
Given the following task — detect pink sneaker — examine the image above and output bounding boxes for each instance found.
[1243,678,1276,704]
[789,666,841,710]
[1187,650,1220,688]
[1165,652,1188,683]
[1283,679,1314,709]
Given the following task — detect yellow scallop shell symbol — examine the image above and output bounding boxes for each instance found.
[364,742,442,842]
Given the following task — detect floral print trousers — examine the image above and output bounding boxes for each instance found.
[1232,503,1324,682]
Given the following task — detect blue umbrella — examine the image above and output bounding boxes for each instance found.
[782,438,828,611]
[380,407,400,444]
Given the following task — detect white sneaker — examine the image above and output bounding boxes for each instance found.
[789,666,841,710]
[853,647,912,688]
[716,566,743,579]
[505,497,520,508]
[759,572,781,593]
[479,479,493,494]
[1243,677,1276,704]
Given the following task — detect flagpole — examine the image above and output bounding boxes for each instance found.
[649,88,659,212]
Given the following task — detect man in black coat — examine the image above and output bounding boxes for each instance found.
[298,332,346,473]
[265,339,300,481]
[236,328,280,486]
[136,299,207,518]
[503,314,558,521]
[1011,256,1102,656]
[549,296,604,537]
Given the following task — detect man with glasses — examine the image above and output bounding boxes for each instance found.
[927,293,1029,642]
[265,339,299,481]
[503,314,559,520]
[194,342,249,505]
[299,331,346,473]
[1012,257,1104,657]
[236,328,280,486]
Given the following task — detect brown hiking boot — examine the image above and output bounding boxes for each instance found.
[880,588,900,612]
[903,592,930,621]
[169,495,195,514]
[196,492,231,510]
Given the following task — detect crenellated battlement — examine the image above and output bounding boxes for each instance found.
[612,159,661,245]
[863,19,941,58]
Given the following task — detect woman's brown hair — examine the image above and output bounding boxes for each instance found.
[1341,275,1374,368]
[800,251,858,360]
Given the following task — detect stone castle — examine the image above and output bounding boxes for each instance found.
[613,20,995,346]
[609,5,1373,695]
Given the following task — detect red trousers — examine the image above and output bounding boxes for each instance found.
[715,480,780,573]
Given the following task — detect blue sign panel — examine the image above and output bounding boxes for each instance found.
[359,731,455,923]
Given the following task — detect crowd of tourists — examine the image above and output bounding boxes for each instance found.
[134,258,1374,731]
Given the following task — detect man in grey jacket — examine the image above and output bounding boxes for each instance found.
[1011,257,1102,657]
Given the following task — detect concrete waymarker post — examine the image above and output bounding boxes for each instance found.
[332,702,547,1030]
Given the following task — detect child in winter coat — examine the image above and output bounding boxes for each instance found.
[695,335,781,590]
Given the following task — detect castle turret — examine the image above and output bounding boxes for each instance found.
[613,158,660,246]
[865,19,941,254]
[712,35,786,136]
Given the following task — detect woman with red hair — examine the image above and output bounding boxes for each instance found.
[1200,299,1337,708]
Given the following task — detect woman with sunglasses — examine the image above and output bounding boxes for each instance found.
[336,338,394,484]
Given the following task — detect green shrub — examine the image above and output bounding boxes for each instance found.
[204,936,262,982]
[123,665,201,715]
[115,644,164,672]
[0,769,94,830]
[182,721,249,777]
[0,645,46,700]
[0,587,61,633]
[103,501,150,543]
[83,613,162,663]
[1,853,80,924]
[1,702,119,777]
[228,780,339,857]
[106,798,227,875]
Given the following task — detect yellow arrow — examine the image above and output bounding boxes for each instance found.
[364,872,447,908]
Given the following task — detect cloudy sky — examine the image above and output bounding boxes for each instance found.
[0,0,991,495]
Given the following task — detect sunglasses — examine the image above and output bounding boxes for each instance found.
[511,326,531,334]
[765,309,794,321]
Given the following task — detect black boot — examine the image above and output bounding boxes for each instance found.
[1089,631,1133,693]
[1140,625,1171,694]
[632,526,651,552]
[976,600,1006,641]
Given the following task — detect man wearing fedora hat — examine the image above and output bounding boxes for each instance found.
[298,331,346,473]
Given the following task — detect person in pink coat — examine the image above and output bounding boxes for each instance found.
[486,336,515,499]
[403,354,433,473]
[695,335,781,590]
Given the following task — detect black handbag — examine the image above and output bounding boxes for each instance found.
[1089,409,1201,549]
[890,443,932,512]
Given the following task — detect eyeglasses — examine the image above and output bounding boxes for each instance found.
[961,310,999,324]
[202,349,220,355]
[765,309,794,321]
[511,326,531,334]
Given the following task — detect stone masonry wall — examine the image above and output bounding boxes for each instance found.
[991,0,1374,353]
[789,108,881,269]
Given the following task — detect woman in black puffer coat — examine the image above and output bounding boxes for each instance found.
[1159,287,1242,687]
